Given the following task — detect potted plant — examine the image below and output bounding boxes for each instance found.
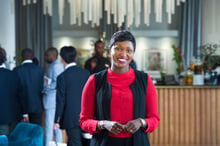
[200,43,220,72]
[172,45,184,75]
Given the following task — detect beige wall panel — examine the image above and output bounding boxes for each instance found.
[151,86,220,146]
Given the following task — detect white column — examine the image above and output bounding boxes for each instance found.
[58,0,64,24]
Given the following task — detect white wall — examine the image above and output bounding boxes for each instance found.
[53,30,98,51]
[202,0,220,55]
[202,0,220,45]
[0,0,16,69]
[53,36,97,51]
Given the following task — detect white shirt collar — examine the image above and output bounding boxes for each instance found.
[0,63,6,68]
[65,62,76,70]
[22,60,33,64]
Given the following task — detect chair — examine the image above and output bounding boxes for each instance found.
[8,122,43,146]
[0,135,8,146]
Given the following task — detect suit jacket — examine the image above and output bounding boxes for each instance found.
[55,65,90,129]
[0,68,22,124]
[85,56,110,74]
[43,60,64,109]
[14,62,44,114]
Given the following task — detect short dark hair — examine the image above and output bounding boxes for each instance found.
[47,47,58,58]
[32,57,39,65]
[0,48,6,62]
[94,40,104,48]
[60,46,77,64]
[0,51,4,65]
[108,30,136,52]
[22,48,34,60]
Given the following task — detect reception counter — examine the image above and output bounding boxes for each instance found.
[150,86,220,146]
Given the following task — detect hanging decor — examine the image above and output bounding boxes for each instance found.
[16,0,186,27]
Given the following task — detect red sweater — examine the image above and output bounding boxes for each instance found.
[80,68,160,138]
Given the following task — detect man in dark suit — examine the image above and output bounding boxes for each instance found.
[0,50,22,135]
[85,40,110,74]
[54,46,90,146]
[14,48,44,125]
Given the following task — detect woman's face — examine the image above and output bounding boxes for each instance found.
[110,41,134,71]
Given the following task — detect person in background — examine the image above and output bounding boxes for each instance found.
[54,46,90,146]
[85,40,110,74]
[0,47,7,68]
[80,30,160,146]
[43,47,64,146]
[129,59,137,70]
[0,51,22,135]
[14,48,44,125]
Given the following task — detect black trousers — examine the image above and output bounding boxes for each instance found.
[82,138,90,146]
[29,112,41,125]
[106,137,133,146]
[66,126,82,146]
[90,136,133,146]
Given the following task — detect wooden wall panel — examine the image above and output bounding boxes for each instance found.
[217,89,220,144]
[150,86,220,146]
[195,89,200,144]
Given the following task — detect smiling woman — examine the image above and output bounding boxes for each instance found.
[80,30,160,146]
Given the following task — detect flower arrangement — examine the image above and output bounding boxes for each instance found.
[172,45,184,75]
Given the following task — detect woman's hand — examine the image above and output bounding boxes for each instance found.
[103,121,125,135]
[124,119,142,134]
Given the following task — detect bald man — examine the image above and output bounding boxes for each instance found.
[43,47,64,146]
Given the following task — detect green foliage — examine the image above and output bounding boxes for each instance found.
[15,48,23,65]
[200,43,220,71]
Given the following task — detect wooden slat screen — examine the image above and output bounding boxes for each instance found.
[149,86,220,146]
